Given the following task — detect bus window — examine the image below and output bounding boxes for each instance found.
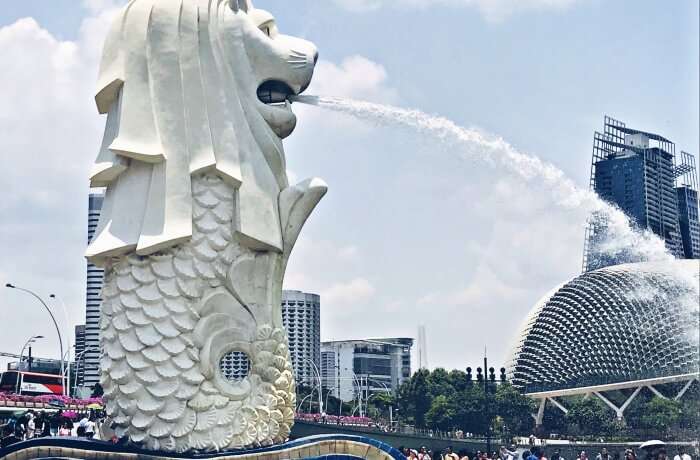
[0,371,19,392]
[21,373,63,395]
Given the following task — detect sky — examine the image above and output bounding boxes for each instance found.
[0,0,698,373]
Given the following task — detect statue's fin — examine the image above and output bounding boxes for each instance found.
[279,178,328,255]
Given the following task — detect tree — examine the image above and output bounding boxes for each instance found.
[397,368,431,427]
[566,397,615,436]
[426,395,456,430]
[541,403,567,436]
[495,383,535,436]
[638,397,681,434]
[453,384,489,435]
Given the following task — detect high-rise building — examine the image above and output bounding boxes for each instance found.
[583,116,700,271]
[84,193,105,388]
[320,338,413,402]
[676,151,700,259]
[281,290,321,386]
[74,325,86,387]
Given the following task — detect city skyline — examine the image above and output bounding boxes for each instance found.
[0,0,697,372]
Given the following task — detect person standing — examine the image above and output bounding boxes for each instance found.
[597,449,611,460]
[673,448,691,460]
[444,446,460,460]
[26,412,36,439]
[49,411,63,437]
[501,446,518,460]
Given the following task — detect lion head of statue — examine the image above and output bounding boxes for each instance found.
[87,0,320,264]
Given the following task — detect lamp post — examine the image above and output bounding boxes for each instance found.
[484,354,491,455]
[17,335,44,393]
[366,377,393,424]
[49,294,72,396]
[73,346,99,397]
[302,358,324,414]
[324,386,337,416]
[6,283,66,396]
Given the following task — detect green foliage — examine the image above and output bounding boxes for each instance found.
[396,368,533,435]
[495,382,536,435]
[541,403,567,434]
[638,397,682,433]
[398,368,432,427]
[566,397,615,436]
[426,395,455,430]
[396,370,699,440]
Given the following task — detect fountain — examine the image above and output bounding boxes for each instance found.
[291,95,677,271]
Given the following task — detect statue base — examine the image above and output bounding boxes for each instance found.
[0,434,405,460]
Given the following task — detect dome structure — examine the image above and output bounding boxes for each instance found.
[508,260,700,392]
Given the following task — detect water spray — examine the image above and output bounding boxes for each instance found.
[292,95,675,269]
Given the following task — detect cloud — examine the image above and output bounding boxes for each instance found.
[332,0,582,21]
[0,8,119,368]
[82,0,123,13]
[309,56,399,103]
[321,278,376,306]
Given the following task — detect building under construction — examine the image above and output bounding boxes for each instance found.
[583,116,700,271]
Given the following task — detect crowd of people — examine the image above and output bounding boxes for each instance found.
[0,409,104,448]
[399,444,529,460]
[397,445,694,460]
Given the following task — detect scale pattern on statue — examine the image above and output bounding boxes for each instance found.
[99,174,296,453]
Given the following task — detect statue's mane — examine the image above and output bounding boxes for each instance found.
[87,0,288,266]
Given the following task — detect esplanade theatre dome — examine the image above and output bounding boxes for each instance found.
[508,260,700,392]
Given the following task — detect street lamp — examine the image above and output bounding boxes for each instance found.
[6,283,66,396]
[73,346,99,397]
[17,335,44,393]
[49,294,72,397]
[301,358,324,415]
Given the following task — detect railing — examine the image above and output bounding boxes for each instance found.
[295,414,496,443]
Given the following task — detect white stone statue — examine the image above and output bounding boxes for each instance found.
[86,0,325,453]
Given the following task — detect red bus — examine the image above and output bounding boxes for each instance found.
[0,370,65,396]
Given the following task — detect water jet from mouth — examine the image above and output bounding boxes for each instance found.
[292,94,679,275]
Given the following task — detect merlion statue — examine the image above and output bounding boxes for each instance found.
[86,0,325,453]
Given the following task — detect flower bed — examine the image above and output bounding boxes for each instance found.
[295,413,376,427]
[0,392,103,410]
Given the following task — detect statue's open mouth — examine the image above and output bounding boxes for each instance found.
[257,80,295,106]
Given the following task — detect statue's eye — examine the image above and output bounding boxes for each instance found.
[258,20,275,38]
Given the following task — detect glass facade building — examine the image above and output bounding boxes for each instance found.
[321,338,413,402]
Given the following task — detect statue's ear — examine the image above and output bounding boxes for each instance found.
[228,0,251,12]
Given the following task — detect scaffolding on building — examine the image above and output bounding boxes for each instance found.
[582,116,687,271]
[676,151,698,189]
[675,151,700,259]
